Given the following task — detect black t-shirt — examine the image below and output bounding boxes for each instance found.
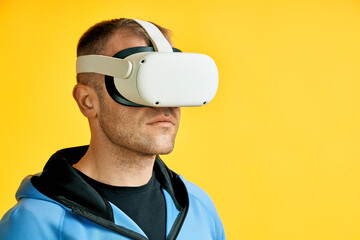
[75,169,166,240]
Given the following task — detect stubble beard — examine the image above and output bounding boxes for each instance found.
[98,101,178,158]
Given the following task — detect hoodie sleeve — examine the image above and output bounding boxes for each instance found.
[215,213,226,240]
[0,199,66,240]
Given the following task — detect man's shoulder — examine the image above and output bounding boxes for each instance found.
[7,197,66,219]
[0,182,69,239]
[178,176,226,239]
[1,197,66,222]
[180,176,219,215]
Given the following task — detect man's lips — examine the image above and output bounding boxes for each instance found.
[147,116,176,126]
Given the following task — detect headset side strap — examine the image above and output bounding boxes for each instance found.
[76,55,132,79]
[134,19,173,52]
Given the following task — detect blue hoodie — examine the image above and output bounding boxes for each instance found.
[0,146,225,240]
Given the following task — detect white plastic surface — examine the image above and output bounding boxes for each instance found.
[76,55,133,78]
[133,19,173,53]
[113,52,219,107]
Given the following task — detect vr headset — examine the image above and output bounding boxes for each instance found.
[76,19,219,107]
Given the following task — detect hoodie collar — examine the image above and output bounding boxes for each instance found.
[31,146,188,222]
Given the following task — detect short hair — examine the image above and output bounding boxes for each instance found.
[76,18,172,91]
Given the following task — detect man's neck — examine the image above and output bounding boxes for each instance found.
[73,142,156,187]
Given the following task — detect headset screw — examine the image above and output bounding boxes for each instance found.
[140,59,146,64]
[203,101,207,105]
[155,101,160,105]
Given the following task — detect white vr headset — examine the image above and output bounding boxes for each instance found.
[76,19,219,107]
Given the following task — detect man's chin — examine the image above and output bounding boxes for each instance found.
[129,134,177,156]
[146,144,175,156]
[156,148,174,156]
[146,143,175,156]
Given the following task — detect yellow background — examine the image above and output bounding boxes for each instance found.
[1,0,360,239]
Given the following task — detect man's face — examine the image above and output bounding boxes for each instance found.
[96,30,180,156]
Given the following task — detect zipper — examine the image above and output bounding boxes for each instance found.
[166,179,189,240]
[71,207,149,240]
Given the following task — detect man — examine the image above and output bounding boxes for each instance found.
[0,18,225,239]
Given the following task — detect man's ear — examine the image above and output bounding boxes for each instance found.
[72,83,99,118]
